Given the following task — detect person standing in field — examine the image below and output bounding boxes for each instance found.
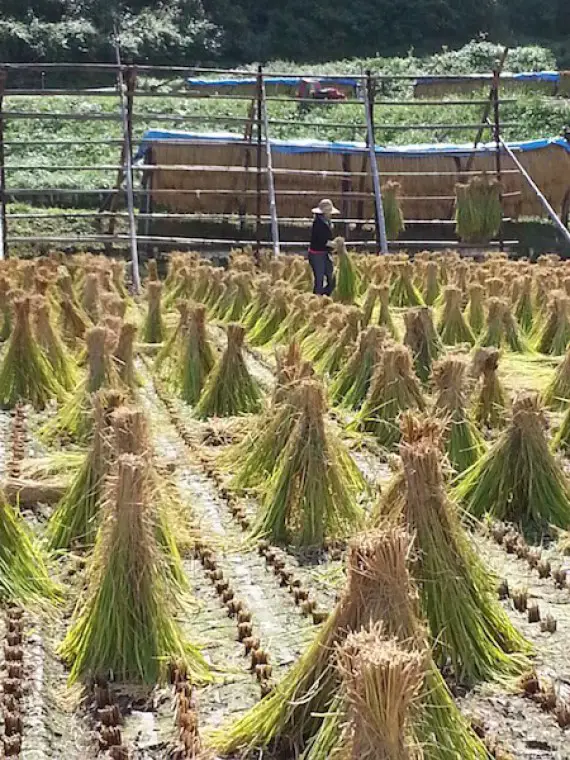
[308,198,339,295]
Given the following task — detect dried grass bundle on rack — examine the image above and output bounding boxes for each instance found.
[142,282,165,344]
[195,323,262,419]
[464,283,486,336]
[456,393,570,531]
[59,454,211,685]
[390,262,424,308]
[382,180,405,240]
[252,379,364,547]
[455,175,502,244]
[437,287,475,346]
[330,326,385,409]
[403,307,443,383]
[471,347,508,428]
[33,295,78,392]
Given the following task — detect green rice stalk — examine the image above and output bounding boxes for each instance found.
[174,305,216,406]
[142,282,165,344]
[353,345,426,450]
[390,262,424,308]
[398,437,532,684]
[242,276,273,332]
[33,296,78,392]
[164,255,186,292]
[423,261,440,306]
[471,348,508,429]
[432,357,485,473]
[542,346,570,410]
[164,267,193,310]
[330,326,385,409]
[195,323,262,419]
[403,307,443,383]
[248,290,290,347]
[333,238,359,305]
[0,297,67,410]
[456,393,570,531]
[47,390,124,551]
[455,175,502,244]
[361,285,380,327]
[464,283,486,336]
[437,287,476,346]
[211,274,238,320]
[193,265,217,305]
[535,292,570,355]
[20,451,84,481]
[381,181,405,241]
[315,308,361,377]
[252,380,364,546]
[59,454,211,685]
[212,528,487,760]
[377,285,399,339]
[514,276,534,334]
[82,273,101,323]
[113,321,140,392]
[454,262,470,304]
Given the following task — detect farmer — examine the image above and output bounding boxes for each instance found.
[308,198,339,296]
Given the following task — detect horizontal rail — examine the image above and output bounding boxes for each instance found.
[3,139,125,147]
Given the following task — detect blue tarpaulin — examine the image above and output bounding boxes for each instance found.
[414,71,561,85]
[186,75,359,88]
[136,129,570,161]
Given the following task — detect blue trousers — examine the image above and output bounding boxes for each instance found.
[308,252,335,296]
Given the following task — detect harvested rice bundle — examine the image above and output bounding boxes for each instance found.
[437,287,476,346]
[100,291,127,319]
[455,175,502,243]
[214,528,487,760]
[465,283,486,336]
[242,276,272,332]
[32,296,78,392]
[195,323,262,419]
[472,347,508,428]
[423,260,440,306]
[332,237,358,304]
[390,262,424,307]
[211,273,237,320]
[0,297,66,410]
[486,277,504,299]
[248,289,289,347]
[174,305,216,406]
[480,298,528,353]
[164,267,193,310]
[220,272,253,323]
[542,346,570,410]
[432,357,485,473]
[0,277,12,341]
[302,311,345,365]
[110,260,129,299]
[203,267,225,313]
[113,321,139,392]
[535,291,570,355]
[455,261,470,303]
[514,276,534,334]
[155,301,190,380]
[82,273,100,323]
[399,437,532,684]
[47,390,123,551]
[456,393,570,530]
[60,296,90,349]
[381,180,405,240]
[142,282,165,344]
[403,307,443,383]
[377,285,399,339]
[353,345,426,450]
[252,379,364,546]
[40,326,121,444]
[146,258,159,282]
[59,454,211,685]
[361,285,380,327]
[272,294,309,344]
[315,307,361,377]
[330,326,385,409]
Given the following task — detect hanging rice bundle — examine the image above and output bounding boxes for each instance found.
[142,282,165,344]
[542,346,570,410]
[332,238,359,305]
[455,175,502,244]
[456,393,570,530]
[174,305,216,406]
[242,276,272,332]
[82,273,101,323]
[252,379,364,547]
[437,287,476,346]
[403,307,443,383]
[195,323,262,419]
[535,291,570,355]
[353,345,426,450]
[471,347,508,428]
[249,289,289,347]
[0,297,66,410]
[377,284,399,339]
[432,357,485,473]
[423,260,440,306]
[213,527,487,760]
[390,262,424,307]
[315,307,361,377]
[47,390,123,552]
[330,326,385,409]
[32,295,78,392]
[398,437,532,684]
[59,454,211,685]
[381,180,405,241]
[361,285,380,327]
[514,275,534,334]
[40,326,120,444]
[464,283,486,336]
[113,321,139,393]
[480,298,528,353]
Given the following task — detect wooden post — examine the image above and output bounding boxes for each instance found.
[466,47,509,170]
[491,69,504,251]
[256,66,263,256]
[115,50,141,294]
[0,69,7,260]
[259,68,280,257]
[364,70,388,254]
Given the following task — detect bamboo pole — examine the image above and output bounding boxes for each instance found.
[492,69,505,252]
[259,67,280,257]
[256,67,263,256]
[364,71,388,253]
[0,69,7,260]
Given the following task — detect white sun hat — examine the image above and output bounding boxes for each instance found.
[312,198,340,215]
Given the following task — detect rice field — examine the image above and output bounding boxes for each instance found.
[2,247,570,758]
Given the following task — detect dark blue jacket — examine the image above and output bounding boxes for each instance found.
[309,215,333,252]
